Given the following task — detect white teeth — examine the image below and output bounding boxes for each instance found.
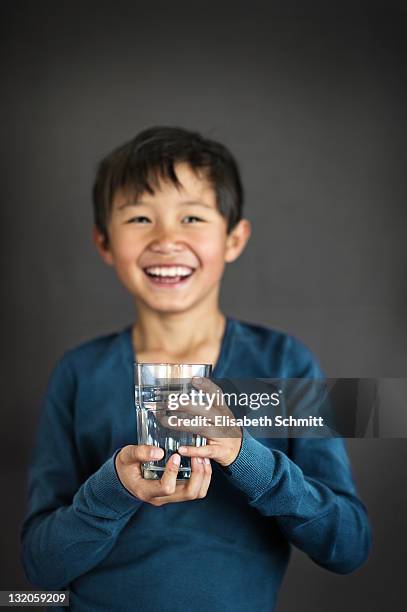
[145,266,193,277]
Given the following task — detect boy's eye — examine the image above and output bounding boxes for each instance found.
[126,216,151,224]
[182,215,204,224]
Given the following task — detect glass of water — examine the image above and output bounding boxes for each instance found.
[135,362,212,480]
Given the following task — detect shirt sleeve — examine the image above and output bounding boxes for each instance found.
[220,336,372,574]
[20,355,143,589]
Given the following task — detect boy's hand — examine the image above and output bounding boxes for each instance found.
[115,445,211,506]
[165,377,243,468]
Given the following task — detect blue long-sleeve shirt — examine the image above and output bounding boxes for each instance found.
[21,318,371,611]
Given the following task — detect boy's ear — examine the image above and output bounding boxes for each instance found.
[92,226,114,266]
[224,218,251,263]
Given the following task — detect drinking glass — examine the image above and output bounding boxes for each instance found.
[135,363,212,480]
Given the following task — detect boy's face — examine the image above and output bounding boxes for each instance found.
[94,163,250,315]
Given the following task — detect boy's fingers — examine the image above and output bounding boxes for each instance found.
[198,458,212,498]
[157,453,181,496]
[119,444,164,465]
[181,456,205,500]
[149,457,212,505]
[154,457,204,502]
[177,444,215,458]
[192,376,220,396]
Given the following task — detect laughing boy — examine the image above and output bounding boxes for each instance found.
[21,126,371,611]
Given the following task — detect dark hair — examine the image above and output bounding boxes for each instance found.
[92,126,244,246]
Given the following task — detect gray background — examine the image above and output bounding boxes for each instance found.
[1,1,406,610]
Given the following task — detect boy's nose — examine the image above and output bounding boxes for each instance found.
[149,235,185,254]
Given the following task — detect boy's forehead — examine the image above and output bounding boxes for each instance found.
[113,163,217,209]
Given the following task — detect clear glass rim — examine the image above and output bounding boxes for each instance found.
[134,361,212,367]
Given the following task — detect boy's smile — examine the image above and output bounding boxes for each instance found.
[94,162,250,315]
[143,264,196,287]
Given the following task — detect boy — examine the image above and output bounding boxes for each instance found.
[21,126,371,611]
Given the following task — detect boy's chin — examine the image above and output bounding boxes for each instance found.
[138,296,196,315]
